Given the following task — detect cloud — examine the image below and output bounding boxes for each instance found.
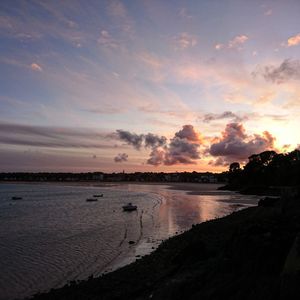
[147,147,165,166]
[208,157,228,167]
[287,33,300,47]
[203,111,245,123]
[0,122,113,149]
[30,63,42,72]
[209,123,276,163]
[228,35,248,48]
[215,44,224,50]
[116,130,144,150]
[164,137,200,165]
[254,59,300,84]
[0,2,87,47]
[138,52,163,69]
[147,125,201,166]
[174,33,197,49]
[215,34,248,50]
[144,133,167,148]
[203,112,288,124]
[116,130,167,150]
[98,30,119,49]
[114,153,128,162]
[3,59,43,72]
[267,114,288,122]
[116,125,201,166]
[174,124,202,142]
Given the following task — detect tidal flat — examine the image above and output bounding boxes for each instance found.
[29,192,300,300]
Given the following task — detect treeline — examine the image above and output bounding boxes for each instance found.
[227,149,300,190]
[0,172,104,182]
[0,171,227,183]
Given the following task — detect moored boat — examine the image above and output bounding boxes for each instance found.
[86,198,98,202]
[93,194,103,197]
[122,202,137,211]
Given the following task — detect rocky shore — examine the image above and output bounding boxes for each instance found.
[29,194,300,300]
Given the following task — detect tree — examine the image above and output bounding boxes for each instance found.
[229,162,240,172]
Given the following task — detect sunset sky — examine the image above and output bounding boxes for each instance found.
[0,0,300,172]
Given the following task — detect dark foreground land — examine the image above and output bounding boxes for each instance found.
[30,196,300,300]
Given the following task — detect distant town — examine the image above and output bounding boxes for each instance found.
[0,171,228,184]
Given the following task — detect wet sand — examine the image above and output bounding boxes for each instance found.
[30,194,300,300]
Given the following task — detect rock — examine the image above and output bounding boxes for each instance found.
[258,197,280,207]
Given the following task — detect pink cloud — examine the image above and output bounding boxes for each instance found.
[215,34,249,50]
[287,33,300,47]
[30,63,42,72]
[209,123,276,163]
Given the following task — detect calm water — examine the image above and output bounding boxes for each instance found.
[0,183,260,300]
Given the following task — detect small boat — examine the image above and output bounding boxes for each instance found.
[11,196,22,200]
[122,202,137,211]
[93,194,103,197]
[86,198,98,202]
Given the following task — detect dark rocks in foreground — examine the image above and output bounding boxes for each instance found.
[218,184,281,196]
[258,197,280,207]
[30,195,300,300]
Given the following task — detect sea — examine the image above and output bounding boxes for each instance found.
[0,183,260,300]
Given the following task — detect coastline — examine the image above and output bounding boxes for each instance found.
[28,192,300,300]
[2,181,263,299]
[0,180,225,195]
[3,181,240,300]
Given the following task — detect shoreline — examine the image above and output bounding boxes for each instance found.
[0,180,225,195]
[29,193,300,300]
[4,182,234,300]
[2,182,263,299]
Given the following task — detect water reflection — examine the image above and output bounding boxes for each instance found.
[113,183,260,238]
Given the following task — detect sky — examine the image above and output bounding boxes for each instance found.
[0,0,300,173]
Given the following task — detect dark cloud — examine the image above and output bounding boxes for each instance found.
[253,59,300,84]
[209,123,276,162]
[116,130,144,150]
[0,122,112,148]
[144,133,167,148]
[114,153,128,163]
[118,125,202,166]
[147,147,165,166]
[208,157,228,166]
[115,129,170,165]
[203,111,245,123]
[164,137,200,165]
[147,125,201,166]
[115,130,167,150]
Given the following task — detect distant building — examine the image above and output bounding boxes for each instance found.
[92,174,104,181]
